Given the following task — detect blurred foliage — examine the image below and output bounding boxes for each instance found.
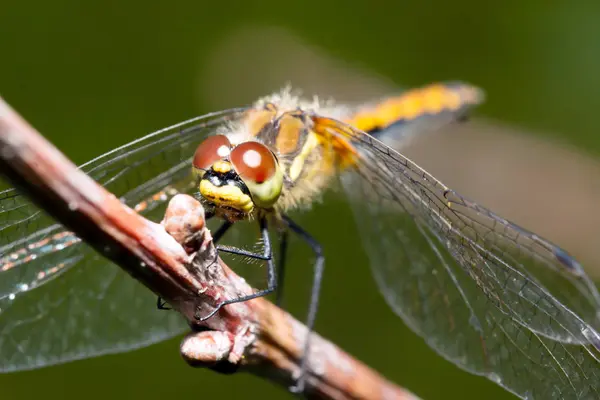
[1,1,600,399]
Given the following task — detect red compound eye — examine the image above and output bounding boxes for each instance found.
[193,135,231,170]
[230,141,277,184]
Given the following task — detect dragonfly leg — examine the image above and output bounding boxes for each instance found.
[212,219,233,243]
[195,217,276,322]
[215,244,270,260]
[283,215,324,395]
[205,219,272,259]
[276,230,289,307]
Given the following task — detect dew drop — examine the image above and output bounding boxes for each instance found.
[17,283,29,292]
[487,373,501,384]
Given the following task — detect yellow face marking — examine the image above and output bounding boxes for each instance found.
[199,180,254,214]
[212,160,232,174]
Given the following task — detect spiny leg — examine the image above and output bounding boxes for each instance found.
[212,219,233,243]
[283,216,324,394]
[211,219,272,260]
[276,230,289,307]
[194,216,277,322]
[216,244,270,260]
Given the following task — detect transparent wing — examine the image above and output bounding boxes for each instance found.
[0,108,247,372]
[312,116,600,399]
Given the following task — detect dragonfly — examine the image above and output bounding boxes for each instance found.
[1,82,600,399]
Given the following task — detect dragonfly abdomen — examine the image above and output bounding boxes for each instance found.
[346,81,485,137]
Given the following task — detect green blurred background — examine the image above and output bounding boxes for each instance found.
[2,1,600,399]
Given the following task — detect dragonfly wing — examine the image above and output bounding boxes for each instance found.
[0,108,246,372]
[311,116,600,399]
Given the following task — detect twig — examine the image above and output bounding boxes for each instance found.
[0,96,418,400]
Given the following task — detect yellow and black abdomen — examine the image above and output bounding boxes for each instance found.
[346,81,484,140]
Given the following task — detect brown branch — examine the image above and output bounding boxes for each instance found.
[0,96,418,400]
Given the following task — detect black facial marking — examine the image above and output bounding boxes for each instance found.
[202,169,250,196]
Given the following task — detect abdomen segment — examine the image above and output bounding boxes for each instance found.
[346,81,484,138]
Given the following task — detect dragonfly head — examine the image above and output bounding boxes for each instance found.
[193,134,284,220]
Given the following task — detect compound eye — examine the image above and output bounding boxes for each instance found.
[230,141,277,184]
[193,135,231,170]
